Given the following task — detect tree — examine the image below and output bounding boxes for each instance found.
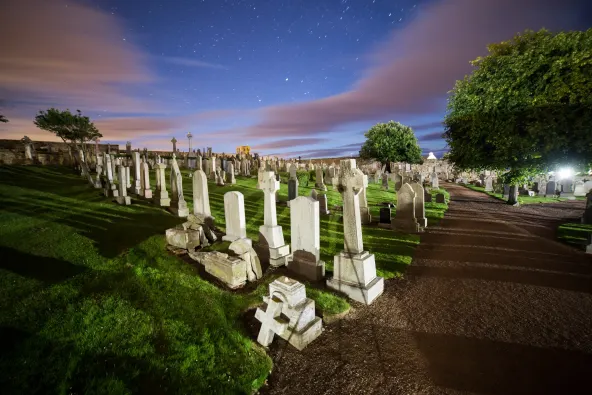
[0,114,7,123]
[359,121,423,171]
[444,28,592,193]
[34,108,102,184]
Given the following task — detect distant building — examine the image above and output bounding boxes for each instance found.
[236,146,250,155]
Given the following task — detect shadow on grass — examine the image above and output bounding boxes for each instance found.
[0,246,87,283]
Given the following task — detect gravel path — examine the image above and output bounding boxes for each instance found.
[260,183,592,395]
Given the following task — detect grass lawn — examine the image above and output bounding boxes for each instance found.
[557,222,592,249]
[0,165,447,394]
[464,184,586,204]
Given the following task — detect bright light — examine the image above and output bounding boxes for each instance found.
[557,167,574,180]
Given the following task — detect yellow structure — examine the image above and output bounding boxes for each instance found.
[236,145,250,155]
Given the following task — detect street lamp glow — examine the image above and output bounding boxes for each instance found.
[557,167,573,180]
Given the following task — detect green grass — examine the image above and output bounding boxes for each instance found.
[464,184,585,204]
[557,222,592,248]
[0,165,448,394]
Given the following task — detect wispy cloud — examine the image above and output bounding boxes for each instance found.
[418,131,444,142]
[163,57,229,70]
[252,138,329,150]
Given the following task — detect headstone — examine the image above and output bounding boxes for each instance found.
[227,162,236,184]
[258,171,290,267]
[326,159,384,305]
[222,191,249,243]
[503,184,510,200]
[192,170,212,217]
[379,206,391,224]
[394,174,403,191]
[318,194,330,215]
[435,193,445,203]
[288,196,325,281]
[315,167,327,191]
[255,276,322,350]
[546,180,556,196]
[103,154,118,197]
[381,173,389,190]
[583,191,592,224]
[115,165,131,205]
[392,183,419,232]
[410,183,427,228]
[154,163,171,206]
[431,172,439,189]
[424,189,432,203]
[169,155,189,217]
[310,189,318,200]
[125,166,131,189]
[141,162,152,199]
[288,178,299,204]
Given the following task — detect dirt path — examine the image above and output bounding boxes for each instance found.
[261,183,592,395]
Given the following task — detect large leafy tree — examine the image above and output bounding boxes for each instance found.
[359,121,423,170]
[34,108,102,183]
[444,29,592,188]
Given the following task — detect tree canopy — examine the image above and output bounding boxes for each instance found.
[0,114,8,123]
[34,108,102,150]
[359,121,423,167]
[444,28,592,183]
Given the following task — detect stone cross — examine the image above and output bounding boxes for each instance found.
[336,159,366,254]
[254,296,287,347]
[171,137,177,152]
[258,171,290,266]
[192,169,211,217]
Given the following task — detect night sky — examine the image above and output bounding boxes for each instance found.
[1,0,590,158]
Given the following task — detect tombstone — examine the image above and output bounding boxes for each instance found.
[287,197,325,281]
[574,181,587,197]
[169,155,189,217]
[315,167,327,191]
[394,174,403,191]
[392,183,419,232]
[287,178,299,205]
[431,172,439,189]
[125,166,132,189]
[538,180,548,196]
[326,159,384,305]
[103,154,118,197]
[502,184,510,200]
[318,194,330,215]
[381,173,389,190]
[379,206,392,228]
[22,136,34,162]
[258,171,290,267]
[216,170,225,186]
[222,191,249,243]
[560,179,576,200]
[424,189,432,203]
[154,163,171,206]
[196,155,203,171]
[254,276,322,350]
[410,183,427,228]
[310,189,318,200]
[192,170,212,217]
[359,176,372,225]
[115,166,131,205]
[141,162,152,199]
[435,193,445,204]
[227,162,236,184]
[126,141,132,155]
[545,180,557,196]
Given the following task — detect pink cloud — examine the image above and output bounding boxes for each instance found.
[252,138,329,150]
[0,0,157,113]
[242,0,585,139]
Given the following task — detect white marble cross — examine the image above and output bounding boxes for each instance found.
[254,297,288,347]
[336,159,366,254]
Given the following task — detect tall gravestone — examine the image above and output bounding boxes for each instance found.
[141,162,152,199]
[359,175,371,225]
[392,183,419,232]
[222,191,249,243]
[288,164,299,205]
[431,172,439,189]
[288,196,325,281]
[410,183,427,228]
[103,154,118,197]
[115,165,131,205]
[583,191,592,225]
[227,162,236,184]
[192,170,212,218]
[154,163,171,206]
[326,159,384,305]
[315,167,327,191]
[169,155,189,217]
[258,171,290,267]
[318,193,330,215]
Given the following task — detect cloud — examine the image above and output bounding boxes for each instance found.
[411,121,444,131]
[0,0,156,113]
[240,0,586,139]
[163,57,229,70]
[418,131,444,142]
[252,138,329,150]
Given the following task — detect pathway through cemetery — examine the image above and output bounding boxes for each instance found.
[262,183,592,395]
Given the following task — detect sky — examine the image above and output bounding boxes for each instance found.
[0,0,590,158]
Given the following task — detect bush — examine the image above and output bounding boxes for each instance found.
[296,170,309,186]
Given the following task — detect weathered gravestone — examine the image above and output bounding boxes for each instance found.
[154,163,171,206]
[583,191,592,225]
[435,193,446,204]
[169,155,189,217]
[381,173,389,190]
[394,174,403,191]
[222,191,249,243]
[258,171,290,267]
[424,189,432,203]
[318,193,330,215]
[378,204,392,229]
[287,196,325,281]
[141,162,152,199]
[227,162,236,184]
[192,169,211,217]
[392,183,419,232]
[255,276,322,350]
[315,167,327,191]
[115,165,131,205]
[326,159,384,305]
[431,172,439,189]
[484,176,493,192]
[546,180,557,196]
[410,183,427,228]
